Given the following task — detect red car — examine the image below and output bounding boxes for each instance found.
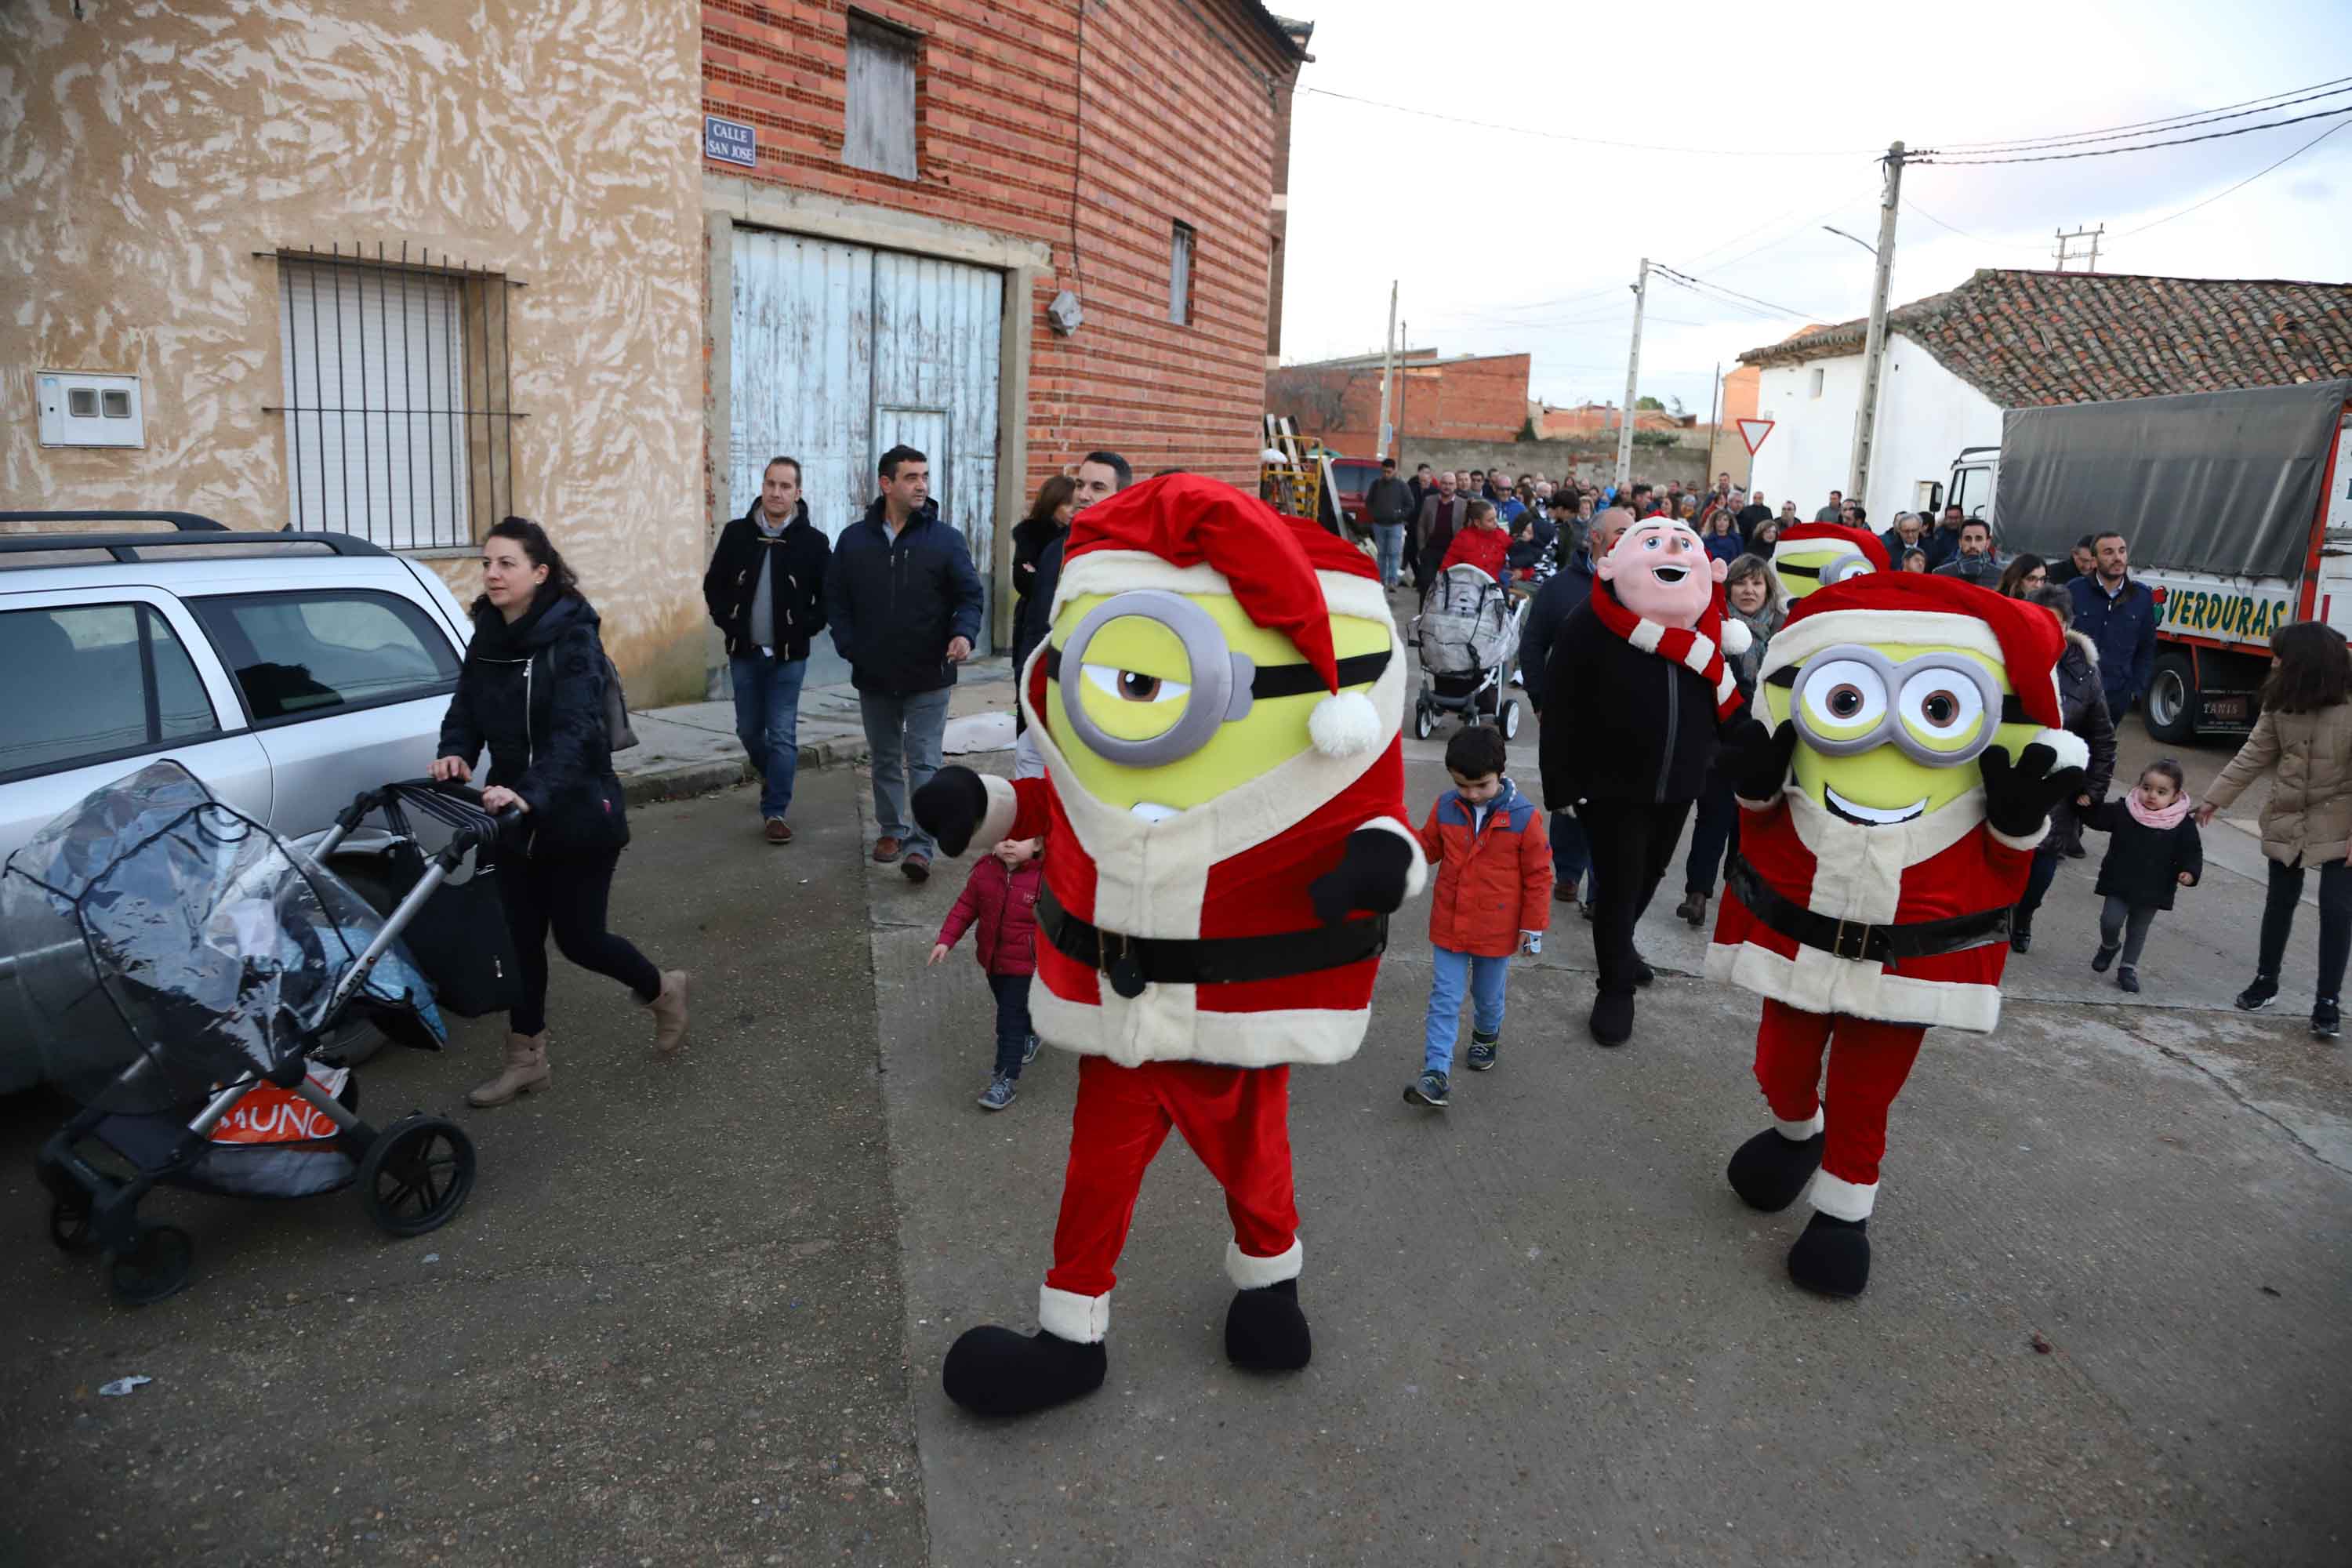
[1327,455,1384,537]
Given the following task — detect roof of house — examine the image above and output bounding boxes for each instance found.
[1737,269,2352,408]
[1245,4,1312,61]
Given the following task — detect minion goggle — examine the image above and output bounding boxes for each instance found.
[1044,590,1389,768]
[1767,644,2031,768]
[1773,552,1878,588]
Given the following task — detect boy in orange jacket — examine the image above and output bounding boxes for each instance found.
[1406,725,1553,1107]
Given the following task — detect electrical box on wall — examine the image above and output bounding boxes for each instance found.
[36,371,145,448]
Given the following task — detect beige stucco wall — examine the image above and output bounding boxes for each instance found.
[1,0,708,699]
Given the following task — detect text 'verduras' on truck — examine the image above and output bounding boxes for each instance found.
[1953,378,2352,742]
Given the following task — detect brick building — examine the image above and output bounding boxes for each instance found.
[701,0,1311,659]
[1266,349,1532,457]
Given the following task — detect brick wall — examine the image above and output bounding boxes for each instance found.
[1269,352,1531,458]
[702,0,1297,494]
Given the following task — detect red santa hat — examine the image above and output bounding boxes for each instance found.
[1054,474,1390,757]
[1775,521,1892,573]
[1761,572,2088,769]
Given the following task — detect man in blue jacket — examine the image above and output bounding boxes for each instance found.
[826,444,985,883]
[2068,530,2158,721]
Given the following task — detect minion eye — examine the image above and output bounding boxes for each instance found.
[1083,662,1189,705]
[1898,669,1985,743]
[1801,659,1886,730]
[1824,557,1876,585]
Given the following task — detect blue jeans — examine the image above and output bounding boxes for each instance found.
[987,971,1033,1079]
[1550,809,1597,906]
[729,654,808,819]
[861,686,952,858]
[1373,523,1408,590]
[1424,946,1510,1075]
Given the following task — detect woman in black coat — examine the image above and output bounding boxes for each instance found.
[2011,586,2118,952]
[431,517,686,1105]
[1007,475,1078,705]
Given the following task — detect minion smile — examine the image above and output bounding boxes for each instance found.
[1824,784,1929,826]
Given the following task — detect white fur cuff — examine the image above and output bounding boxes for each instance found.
[1225,1238,1303,1289]
[1358,816,1430,900]
[1809,1171,1878,1221]
[976,773,1019,851]
[2036,728,2091,775]
[1775,1108,1826,1141]
[1039,1284,1111,1344]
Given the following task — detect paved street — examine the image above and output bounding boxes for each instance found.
[5,686,2350,1566]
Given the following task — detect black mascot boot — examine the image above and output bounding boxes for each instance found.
[1786,1210,1871,1298]
[941,1325,1108,1417]
[1224,1278,1312,1372]
[1726,1127,1826,1212]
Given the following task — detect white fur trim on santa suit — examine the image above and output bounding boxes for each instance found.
[1051,550,1396,631]
[2036,727,2090,775]
[1225,1236,1304,1289]
[1776,1107,1826,1141]
[975,772,1020,850]
[1809,1170,1878,1221]
[1040,1283,1112,1344]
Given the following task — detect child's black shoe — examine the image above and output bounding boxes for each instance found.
[2117,967,2140,994]
[2237,975,2279,1011]
[2314,998,2341,1040]
[1466,1029,1500,1072]
[2091,942,2118,973]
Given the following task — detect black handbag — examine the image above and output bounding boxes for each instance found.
[377,792,523,1019]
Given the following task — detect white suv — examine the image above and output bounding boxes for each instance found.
[0,514,474,1091]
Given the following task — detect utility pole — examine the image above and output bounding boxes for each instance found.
[1704,360,1722,487]
[1616,256,1649,489]
[1396,319,1409,458]
[1848,141,1904,514]
[2053,223,2103,273]
[1375,280,1399,459]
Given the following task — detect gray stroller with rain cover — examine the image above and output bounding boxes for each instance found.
[6,761,505,1306]
[1410,562,1525,741]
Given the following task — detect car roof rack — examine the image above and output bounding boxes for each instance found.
[0,512,387,563]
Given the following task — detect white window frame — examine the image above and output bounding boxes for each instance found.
[1170,221,1196,326]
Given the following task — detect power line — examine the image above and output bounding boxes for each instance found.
[1900,199,2050,252]
[1926,75,2352,154]
[1652,265,1814,321]
[1295,85,1876,158]
[2118,114,2352,237]
[1915,103,2352,164]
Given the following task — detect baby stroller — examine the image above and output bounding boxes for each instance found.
[1410,563,1525,741]
[5,762,510,1306]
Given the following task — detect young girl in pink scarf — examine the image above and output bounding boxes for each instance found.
[2081,759,2203,993]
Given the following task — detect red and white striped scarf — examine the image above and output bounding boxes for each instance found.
[1584,582,1743,720]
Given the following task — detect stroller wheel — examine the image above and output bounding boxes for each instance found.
[361,1115,477,1238]
[107,1220,194,1308]
[1499,699,1522,741]
[49,1194,97,1256]
[1414,702,1436,741]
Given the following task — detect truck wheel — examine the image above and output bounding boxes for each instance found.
[2144,652,2198,744]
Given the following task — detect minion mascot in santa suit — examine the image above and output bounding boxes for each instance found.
[912,474,1425,1417]
[1709,574,2087,1297]
[1768,521,1890,605]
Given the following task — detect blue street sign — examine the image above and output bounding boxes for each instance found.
[705,116,757,169]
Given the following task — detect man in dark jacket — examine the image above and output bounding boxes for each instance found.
[704,456,830,844]
[1364,456,1415,593]
[2067,530,2158,720]
[826,444,985,882]
[2012,587,2118,949]
[1736,490,1773,546]
[1921,504,1968,571]
[1413,471,1468,597]
[1521,508,1632,917]
[1932,517,2002,586]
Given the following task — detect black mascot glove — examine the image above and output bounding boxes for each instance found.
[912,766,989,858]
[1308,829,1415,925]
[1977,743,2089,840]
[1721,717,1799,804]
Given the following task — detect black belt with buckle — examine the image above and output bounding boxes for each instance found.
[1036,887,1388,999]
[1726,858,2009,966]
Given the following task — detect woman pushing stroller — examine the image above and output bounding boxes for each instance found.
[430,517,688,1105]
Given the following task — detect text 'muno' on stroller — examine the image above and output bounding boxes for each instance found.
[4,761,510,1306]
[1410,562,1525,741]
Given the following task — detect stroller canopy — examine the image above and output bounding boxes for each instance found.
[1416,564,1521,677]
[1,761,445,1114]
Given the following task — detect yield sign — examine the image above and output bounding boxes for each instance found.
[1736,418,1776,456]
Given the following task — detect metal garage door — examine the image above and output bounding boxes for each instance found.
[730,232,1004,653]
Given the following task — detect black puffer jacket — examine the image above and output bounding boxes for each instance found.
[2042,630,2118,855]
[437,590,628,854]
[702,499,829,662]
[823,498,986,695]
[1538,589,1742,808]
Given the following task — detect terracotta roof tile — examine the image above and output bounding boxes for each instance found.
[1737,269,2352,406]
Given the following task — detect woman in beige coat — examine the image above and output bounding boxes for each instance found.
[2198,621,2352,1038]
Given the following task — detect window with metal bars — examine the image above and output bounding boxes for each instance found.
[269,245,521,550]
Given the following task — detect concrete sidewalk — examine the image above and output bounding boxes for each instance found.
[615,659,1020,806]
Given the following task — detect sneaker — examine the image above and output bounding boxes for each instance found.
[2236,975,2279,1011]
[2117,966,2140,994]
[1022,1033,1040,1065]
[873,836,903,865]
[902,853,931,884]
[2091,942,2118,973]
[2314,999,2342,1040]
[978,1075,1018,1111]
[1403,1069,1450,1108]
[1675,891,1706,927]
[1466,1032,1499,1072]
[764,817,793,845]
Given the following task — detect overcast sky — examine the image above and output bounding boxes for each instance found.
[1277,0,2352,419]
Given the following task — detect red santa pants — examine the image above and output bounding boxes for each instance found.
[1044,1055,1301,1302]
[1752,998,1926,1214]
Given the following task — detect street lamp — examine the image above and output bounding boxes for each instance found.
[1823,224,1878,257]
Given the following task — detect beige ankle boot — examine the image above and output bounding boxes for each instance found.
[646,971,689,1054]
[468,1032,552,1107]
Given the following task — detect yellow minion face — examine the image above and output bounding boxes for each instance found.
[1769,537,1878,604]
[1042,590,1391,815]
[1760,641,2042,825]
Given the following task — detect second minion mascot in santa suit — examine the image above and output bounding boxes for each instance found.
[1708,574,2087,1298]
[913,475,1425,1418]
[1769,521,1890,605]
